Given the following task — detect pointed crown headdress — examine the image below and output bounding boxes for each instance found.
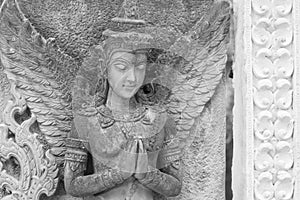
[102,0,180,53]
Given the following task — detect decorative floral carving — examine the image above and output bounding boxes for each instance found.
[274,111,293,140]
[252,19,272,47]
[252,0,295,199]
[274,79,292,110]
[255,143,275,171]
[274,49,293,78]
[272,0,293,18]
[274,171,294,200]
[253,49,273,79]
[253,80,273,109]
[274,142,293,170]
[272,19,293,48]
[255,172,274,200]
[0,83,59,199]
[252,0,272,16]
[254,111,274,141]
[252,18,293,48]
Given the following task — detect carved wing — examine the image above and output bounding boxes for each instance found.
[166,2,230,150]
[0,0,77,164]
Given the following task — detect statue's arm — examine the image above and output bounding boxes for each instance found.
[137,160,182,197]
[64,127,127,197]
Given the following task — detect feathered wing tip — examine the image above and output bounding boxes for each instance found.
[0,0,10,18]
[164,1,231,151]
[0,0,74,165]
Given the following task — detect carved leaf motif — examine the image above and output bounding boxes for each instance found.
[274,49,293,78]
[272,0,293,17]
[253,49,273,79]
[252,0,272,16]
[274,171,294,200]
[254,172,274,200]
[254,80,273,110]
[274,79,292,110]
[254,111,274,141]
[255,143,275,171]
[252,19,272,47]
[252,0,295,199]
[272,19,292,48]
[0,83,59,199]
[274,111,293,140]
[274,142,293,170]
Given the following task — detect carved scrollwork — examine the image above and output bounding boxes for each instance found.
[252,18,293,49]
[272,19,293,48]
[0,82,59,199]
[253,49,273,79]
[252,0,293,18]
[255,172,274,200]
[252,19,272,47]
[274,49,293,78]
[274,79,292,110]
[253,80,273,109]
[252,0,272,16]
[272,0,293,18]
[254,143,275,171]
[252,0,295,199]
[254,111,274,141]
[274,171,294,200]
[274,142,293,170]
[274,111,293,140]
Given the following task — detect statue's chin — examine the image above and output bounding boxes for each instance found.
[117,87,139,99]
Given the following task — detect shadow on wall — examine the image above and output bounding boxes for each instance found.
[225,59,233,200]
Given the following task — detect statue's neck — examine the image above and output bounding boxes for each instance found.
[106,88,132,113]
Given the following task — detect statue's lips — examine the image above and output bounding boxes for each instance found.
[123,85,137,89]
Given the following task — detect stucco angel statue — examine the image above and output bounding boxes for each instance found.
[0,0,230,199]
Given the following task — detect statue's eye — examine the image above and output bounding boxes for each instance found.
[114,64,126,70]
[137,64,146,70]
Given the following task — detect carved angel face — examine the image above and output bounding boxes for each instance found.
[107,51,147,99]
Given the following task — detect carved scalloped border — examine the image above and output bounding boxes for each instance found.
[251,0,295,200]
[0,79,59,199]
[245,0,254,199]
[293,0,300,199]
[233,0,298,199]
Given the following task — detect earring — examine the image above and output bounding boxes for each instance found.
[94,78,109,107]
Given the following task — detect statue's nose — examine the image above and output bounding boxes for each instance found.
[127,68,136,82]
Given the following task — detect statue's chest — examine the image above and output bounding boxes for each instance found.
[102,121,165,153]
[95,106,167,154]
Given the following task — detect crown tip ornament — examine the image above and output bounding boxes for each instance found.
[111,0,146,25]
[102,0,180,53]
[102,0,153,49]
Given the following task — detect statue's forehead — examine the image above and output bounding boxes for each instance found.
[110,51,147,63]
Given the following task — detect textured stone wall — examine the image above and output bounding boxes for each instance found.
[175,77,226,200]
[16,0,213,63]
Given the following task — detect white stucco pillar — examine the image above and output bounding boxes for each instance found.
[233,0,300,199]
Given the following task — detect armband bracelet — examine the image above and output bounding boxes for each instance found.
[110,168,125,185]
[65,138,88,163]
[102,170,115,188]
[138,168,163,187]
